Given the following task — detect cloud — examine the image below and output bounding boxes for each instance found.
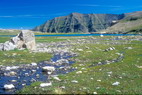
[0,16,14,18]
[76,4,122,8]
[0,13,68,18]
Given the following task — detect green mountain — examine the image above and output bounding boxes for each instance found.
[33,13,123,33]
[33,11,142,34]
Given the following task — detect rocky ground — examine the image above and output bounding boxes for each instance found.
[0,35,142,94]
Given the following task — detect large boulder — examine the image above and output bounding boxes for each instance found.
[0,30,36,51]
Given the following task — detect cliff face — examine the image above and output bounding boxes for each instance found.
[33,13,123,33]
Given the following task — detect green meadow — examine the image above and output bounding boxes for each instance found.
[0,32,142,94]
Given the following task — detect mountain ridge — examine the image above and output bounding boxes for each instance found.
[33,11,142,34]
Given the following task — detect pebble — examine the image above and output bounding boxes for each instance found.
[112,82,120,86]
[76,71,82,74]
[71,80,78,83]
[9,71,17,76]
[4,84,15,90]
[97,80,101,82]
[40,82,52,87]
[53,76,61,81]
[42,66,55,72]
[107,71,112,74]
[11,80,17,82]
[31,62,37,66]
[93,92,97,94]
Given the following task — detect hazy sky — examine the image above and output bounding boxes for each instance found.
[0,0,142,29]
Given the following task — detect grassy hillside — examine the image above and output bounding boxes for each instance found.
[101,11,142,34]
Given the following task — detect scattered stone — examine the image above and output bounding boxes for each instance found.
[56,59,69,65]
[97,80,101,82]
[42,66,55,72]
[11,80,17,82]
[53,76,61,81]
[77,49,83,51]
[4,84,15,90]
[40,82,52,87]
[112,81,120,86]
[93,92,98,94]
[5,67,12,71]
[60,86,65,89]
[9,71,17,76]
[31,70,36,73]
[31,62,37,66]
[71,80,78,83]
[107,71,112,74]
[127,47,133,50]
[76,71,82,74]
[47,71,52,75]
[25,73,29,76]
[90,78,94,80]
[22,84,26,86]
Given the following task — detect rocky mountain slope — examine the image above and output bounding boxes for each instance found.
[33,11,142,34]
[100,11,142,34]
[33,13,123,33]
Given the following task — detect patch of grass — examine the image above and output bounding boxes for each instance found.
[17,82,42,94]
[36,36,88,43]
[0,37,11,43]
[36,37,66,43]
[34,32,84,35]
[0,49,52,66]
[0,30,20,35]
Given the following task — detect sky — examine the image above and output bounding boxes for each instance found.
[0,0,142,29]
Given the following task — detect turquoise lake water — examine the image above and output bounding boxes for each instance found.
[0,34,140,37]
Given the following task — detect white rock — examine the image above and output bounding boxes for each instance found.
[86,51,92,53]
[11,80,17,82]
[11,66,19,70]
[31,62,37,66]
[22,84,26,86]
[76,71,82,74]
[56,59,69,64]
[90,78,94,80]
[127,47,133,49]
[97,80,101,82]
[5,67,11,71]
[107,71,112,74]
[47,71,52,75]
[5,66,19,70]
[9,71,17,76]
[25,73,29,76]
[4,84,15,90]
[60,86,65,89]
[77,49,83,51]
[93,92,97,94]
[53,76,61,81]
[112,82,120,86]
[42,66,55,72]
[71,80,78,83]
[40,82,52,87]
[31,70,36,73]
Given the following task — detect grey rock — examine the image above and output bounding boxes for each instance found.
[1,30,36,51]
[3,41,16,51]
